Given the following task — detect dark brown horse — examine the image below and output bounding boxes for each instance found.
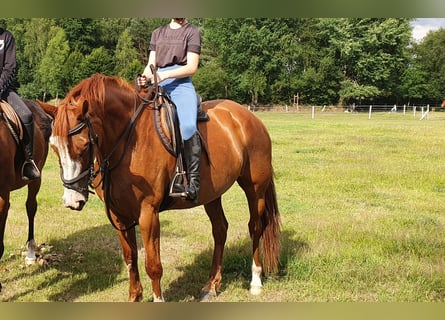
[39,74,280,302]
[0,99,51,290]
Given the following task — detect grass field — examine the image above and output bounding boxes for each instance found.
[1,110,445,302]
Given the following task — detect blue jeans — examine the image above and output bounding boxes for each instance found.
[159,65,198,140]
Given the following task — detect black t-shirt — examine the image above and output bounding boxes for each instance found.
[149,23,201,68]
[0,28,17,93]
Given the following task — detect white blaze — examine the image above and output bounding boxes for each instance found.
[50,135,87,209]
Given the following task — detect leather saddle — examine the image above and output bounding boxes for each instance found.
[152,90,209,200]
[0,100,23,144]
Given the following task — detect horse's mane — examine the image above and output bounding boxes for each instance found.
[53,74,134,140]
[25,100,52,141]
[66,73,133,107]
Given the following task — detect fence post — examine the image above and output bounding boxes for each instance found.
[368,105,372,119]
[420,104,430,120]
[311,105,315,119]
[403,104,406,115]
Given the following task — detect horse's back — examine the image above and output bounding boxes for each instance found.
[201,99,272,157]
[0,99,51,190]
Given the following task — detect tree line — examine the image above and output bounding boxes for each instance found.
[1,18,444,107]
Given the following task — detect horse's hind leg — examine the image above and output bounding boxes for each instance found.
[24,181,40,265]
[201,197,228,301]
[237,179,268,295]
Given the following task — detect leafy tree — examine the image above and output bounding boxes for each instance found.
[56,18,100,55]
[338,79,380,105]
[64,50,85,91]
[193,60,228,100]
[411,28,445,103]
[114,28,142,81]
[17,19,56,97]
[78,47,113,79]
[37,26,70,100]
[321,18,411,105]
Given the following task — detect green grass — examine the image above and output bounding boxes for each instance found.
[1,111,445,301]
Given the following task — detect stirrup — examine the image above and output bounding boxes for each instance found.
[169,170,187,198]
[21,159,41,181]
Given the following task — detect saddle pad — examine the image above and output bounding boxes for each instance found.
[0,100,24,140]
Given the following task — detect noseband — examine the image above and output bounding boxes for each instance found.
[61,116,97,194]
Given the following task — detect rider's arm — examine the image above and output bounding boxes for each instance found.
[0,30,17,96]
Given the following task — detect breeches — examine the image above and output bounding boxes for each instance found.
[159,65,198,140]
[5,90,33,124]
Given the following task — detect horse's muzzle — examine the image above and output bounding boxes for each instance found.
[67,200,86,211]
[62,189,88,211]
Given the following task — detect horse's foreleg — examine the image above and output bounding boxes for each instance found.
[116,225,143,302]
[0,192,10,261]
[201,197,228,301]
[0,192,10,293]
[139,206,164,302]
[24,182,40,265]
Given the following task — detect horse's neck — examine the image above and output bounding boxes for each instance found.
[98,97,152,164]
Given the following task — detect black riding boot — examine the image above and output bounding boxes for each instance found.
[184,132,201,202]
[21,122,41,181]
[173,132,201,202]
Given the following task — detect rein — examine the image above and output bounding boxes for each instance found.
[99,87,156,231]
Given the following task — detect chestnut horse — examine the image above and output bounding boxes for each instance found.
[442,100,445,107]
[0,99,51,291]
[39,74,280,302]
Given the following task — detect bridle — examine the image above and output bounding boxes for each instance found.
[60,84,160,231]
[61,116,97,195]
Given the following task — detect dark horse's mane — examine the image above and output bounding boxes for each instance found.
[53,73,134,141]
[26,99,52,142]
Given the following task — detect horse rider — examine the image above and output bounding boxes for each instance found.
[0,27,40,180]
[138,18,202,202]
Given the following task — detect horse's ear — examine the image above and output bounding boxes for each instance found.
[82,100,89,116]
[37,99,57,118]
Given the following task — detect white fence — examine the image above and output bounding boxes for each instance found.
[262,104,437,120]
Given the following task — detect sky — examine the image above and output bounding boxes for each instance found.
[411,18,445,42]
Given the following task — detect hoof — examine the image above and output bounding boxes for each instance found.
[199,290,217,302]
[25,256,37,266]
[153,295,165,302]
[249,285,262,295]
[24,240,37,266]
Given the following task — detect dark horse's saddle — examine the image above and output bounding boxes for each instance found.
[154,90,208,157]
[0,100,24,144]
[152,89,209,200]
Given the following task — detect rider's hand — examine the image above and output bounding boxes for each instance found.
[137,74,147,87]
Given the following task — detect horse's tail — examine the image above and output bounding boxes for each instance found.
[261,176,281,275]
